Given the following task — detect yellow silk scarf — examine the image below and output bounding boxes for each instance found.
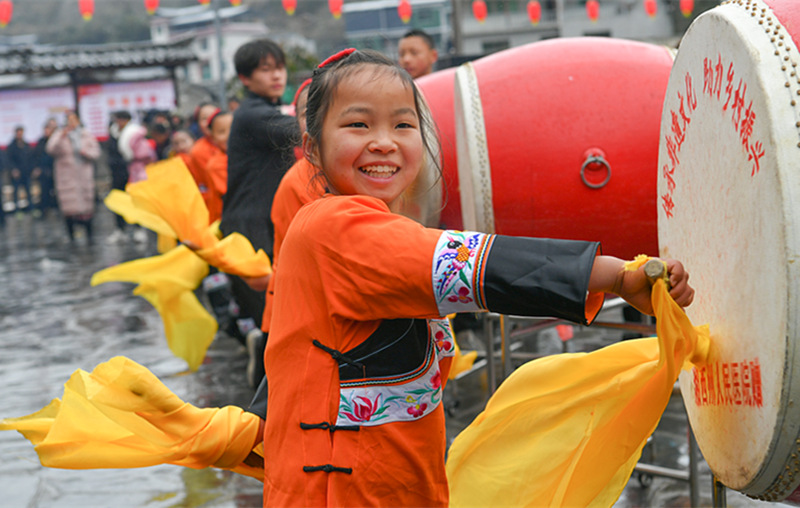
[445,277,711,507]
[93,158,273,370]
[0,356,263,480]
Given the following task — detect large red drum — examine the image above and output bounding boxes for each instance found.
[658,0,800,502]
[417,38,674,260]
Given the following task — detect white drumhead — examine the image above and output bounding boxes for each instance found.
[658,0,800,500]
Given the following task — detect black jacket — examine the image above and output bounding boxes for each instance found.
[220,91,300,257]
[6,138,36,179]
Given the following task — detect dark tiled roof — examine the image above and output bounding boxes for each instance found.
[0,38,197,75]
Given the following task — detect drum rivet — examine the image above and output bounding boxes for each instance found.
[779,41,784,47]
[786,82,790,88]
[760,20,764,24]
[791,100,796,106]
[783,66,788,71]
[776,50,782,56]
[785,55,791,61]
[795,122,800,127]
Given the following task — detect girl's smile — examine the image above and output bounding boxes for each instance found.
[309,65,424,210]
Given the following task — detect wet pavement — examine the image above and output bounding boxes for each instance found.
[0,203,789,507]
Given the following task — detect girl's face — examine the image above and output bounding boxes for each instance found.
[210,114,233,152]
[171,132,194,154]
[310,67,423,210]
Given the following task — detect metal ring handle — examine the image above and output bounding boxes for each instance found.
[580,154,612,189]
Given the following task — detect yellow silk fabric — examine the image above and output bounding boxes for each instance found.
[445,279,711,507]
[0,356,263,480]
[94,158,273,370]
[91,246,216,372]
[106,157,272,278]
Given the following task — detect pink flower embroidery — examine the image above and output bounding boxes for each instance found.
[407,403,428,418]
[342,395,381,422]
[447,286,473,304]
[434,330,452,352]
[431,371,442,390]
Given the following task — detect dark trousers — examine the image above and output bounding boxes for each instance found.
[110,164,129,230]
[11,176,31,211]
[65,216,93,243]
[38,170,57,211]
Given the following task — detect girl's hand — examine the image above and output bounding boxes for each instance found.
[614,258,694,315]
[590,256,695,316]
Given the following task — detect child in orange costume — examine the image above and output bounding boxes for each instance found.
[262,49,695,507]
[203,111,233,224]
[186,103,221,197]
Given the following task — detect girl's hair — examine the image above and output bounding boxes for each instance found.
[305,49,442,194]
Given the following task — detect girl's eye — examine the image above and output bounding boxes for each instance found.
[396,122,415,129]
[347,122,367,128]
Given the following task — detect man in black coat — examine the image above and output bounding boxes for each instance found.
[219,38,300,387]
[7,126,36,213]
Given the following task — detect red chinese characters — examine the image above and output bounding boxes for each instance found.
[662,53,766,218]
[693,357,763,408]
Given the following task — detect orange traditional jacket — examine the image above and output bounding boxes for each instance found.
[203,152,228,224]
[261,158,324,333]
[263,195,602,507]
[186,137,222,221]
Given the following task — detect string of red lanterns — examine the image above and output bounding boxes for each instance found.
[0,0,697,28]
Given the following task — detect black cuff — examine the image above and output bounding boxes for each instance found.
[482,236,600,324]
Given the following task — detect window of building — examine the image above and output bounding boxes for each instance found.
[482,40,510,54]
[202,63,212,80]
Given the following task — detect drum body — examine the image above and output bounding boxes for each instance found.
[418,38,674,260]
[657,0,800,501]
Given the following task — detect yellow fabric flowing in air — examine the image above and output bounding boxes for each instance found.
[91,246,215,371]
[93,158,273,370]
[445,277,711,507]
[105,158,273,278]
[0,356,263,480]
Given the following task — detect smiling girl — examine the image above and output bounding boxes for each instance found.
[262,49,694,507]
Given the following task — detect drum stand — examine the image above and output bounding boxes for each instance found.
[454,297,704,505]
[713,476,727,508]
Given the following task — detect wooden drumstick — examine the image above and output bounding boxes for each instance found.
[644,258,671,290]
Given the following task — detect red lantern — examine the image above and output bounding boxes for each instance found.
[144,0,159,15]
[329,0,343,18]
[472,0,487,22]
[0,0,12,28]
[282,0,297,15]
[397,0,412,23]
[644,0,656,17]
[586,0,599,22]
[229,0,242,5]
[527,0,540,25]
[197,0,210,5]
[78,0,94,21]
[679,0,693,17]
